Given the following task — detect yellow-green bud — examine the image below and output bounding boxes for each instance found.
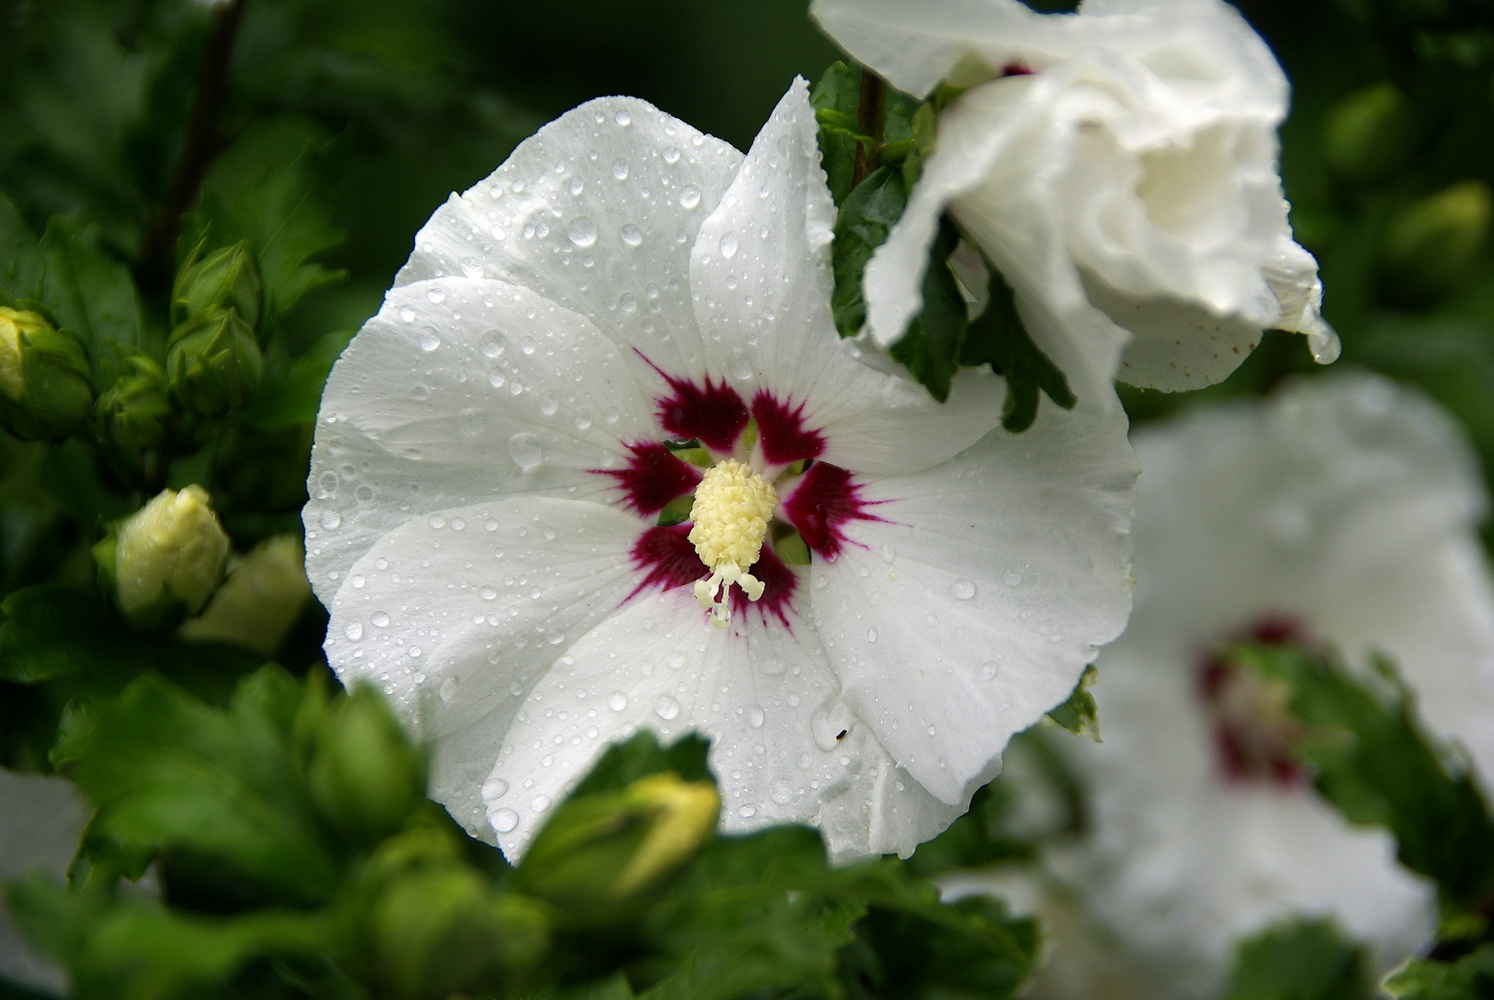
[0,307,95,441]
[95,355,171,452]
[174,240,263,331]
[1323,83,1416,185]
[166,308,263,415]
[97,485,231,628]
[1379,181,1492,303]
[516,771,719,912]
[179,535,311,653]
[307,686,426,843]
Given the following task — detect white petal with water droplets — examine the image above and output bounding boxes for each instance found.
[396,96,742,380]
[304,277,657,605]
[811,395,1137,803]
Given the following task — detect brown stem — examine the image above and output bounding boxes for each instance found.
[851,66,887,189]
[142,0,247,291]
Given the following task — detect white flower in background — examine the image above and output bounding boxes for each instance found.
[0,769,88,993]
[811,0,1339,400]
[303,81,1137,862]
[1053,373,1494,999]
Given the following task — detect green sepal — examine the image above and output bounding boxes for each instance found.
[830,165,907,338]
[1219,918,1374,1000]
[1384,944,1494,1000]
[963,262,1076,432]
[1045,664,1099,741]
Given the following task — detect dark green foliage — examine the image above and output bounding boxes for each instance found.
[1219,919,1374,1000]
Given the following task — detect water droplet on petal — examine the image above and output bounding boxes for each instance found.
[737,804,756,819]
[952,578,976,600]
[662,146,681,164]
[608,691,628,712]
[613,109,632,126]
[319,509,342,530]
[654,694,681,720]
[371,610,391,627]
[509,433,543,471]
[679,185,701,209]
[568,216,598,248]
[459,407,485,436]
[1003,570,1022,587]
[482,777,509,801]
[492,808,519,833]
[610,158,630,181]
[480,330,507,357]
[620,224,643,247]
[343,622,364,641]
[747,705,765,729]
[719,232,739,259]
[979,660,1001,681]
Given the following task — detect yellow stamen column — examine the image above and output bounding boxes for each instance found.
[688,459,779,627]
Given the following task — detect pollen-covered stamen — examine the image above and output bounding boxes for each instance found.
[687,459,779,626]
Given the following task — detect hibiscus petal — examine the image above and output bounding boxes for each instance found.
[394,97,742,380]
[480,585,961,861]
[322,496,649,840]
[305,277,657,604]
[810,396,1137,803]
[688,80,1007,475]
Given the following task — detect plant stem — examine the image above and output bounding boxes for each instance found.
[851,67,887,189]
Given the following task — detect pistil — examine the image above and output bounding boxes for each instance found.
[687,459,779,626]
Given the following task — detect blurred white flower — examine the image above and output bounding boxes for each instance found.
[811,0,1339,400]
[0,769,88,993]
[303,81,1137,862]
[1056,373,1494,998]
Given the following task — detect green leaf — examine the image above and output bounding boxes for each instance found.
[830,165,907,337]
[812,61,871,207]
[37,217,147,373]
[888,219,968,402]
[567,730,714,799]
[1385,944,1494,1000]
[1045,665,1099,740]
[58,666,344,904]
[963,263,1075,433]
[0,192,44,300]
[5,874,331,1000]
[1219,918,1374,1000]
[238,326,355,432]
[187,119,346,322]
[1235,644,1494,910]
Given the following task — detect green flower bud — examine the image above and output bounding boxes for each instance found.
[174,240,263,331]
[1323,83,1416,186]
[516,771,719,912]
[366,863,549,1000]
[1379,181,1492,303]
[0,307,95,441]
[179,535,311,653]
[307,686,426,843]
[166,308,263,415]
[95,485,231,628]
[95,355,171,452]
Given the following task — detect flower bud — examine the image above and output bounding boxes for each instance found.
[179,535,312,653]
[0,307,95,441]
[365,858,549,1000]
[307,686,426,843]
[96,485,231,628]
[1379,181,1492,303]
[166,308,263,415]
[174,240,263,332]
[516,771,719,911]
[1323,83,1416,185]
[95,355,171,452]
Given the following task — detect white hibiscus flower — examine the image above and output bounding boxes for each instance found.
[1053,373,1494,998]
[810,0,1339,399]
[303,81,1138,862]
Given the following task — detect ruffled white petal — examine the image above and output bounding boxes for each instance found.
[811,395,1137,803]
[305,277,658,605]
[481,585,960,861]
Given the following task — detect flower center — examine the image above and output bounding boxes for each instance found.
[1196,615,1311,786]
[687,458,779,627]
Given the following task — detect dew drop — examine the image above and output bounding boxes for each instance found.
[608,691,628,711]
[952,578,977,600]
[1003,569,1022,588]
[979,660,1001,681]
[508,433,543,471]
[371,611,391,627]
[439,677,459,701]
[613,109,632,126]
[662,146,681,164]
[568,216,598,248]
[727,348,752,381]
[479,586,498,601]
[480,330,507,357]
[482,777,508,800]
[610,158,630,181]
[458,407,485,436]
[567,176,585,196]
[460,257,485,278]
[398,306,417,323]
[719,232,739,259]
[810,697,855,751]
[737,804,756,819]
[426,287,446,304]
[679,185,701,209]
[654,694,682,720]
[866,627,878,643]
[319,509,342,530]
[620,224,643,247]
[747,705,765,729]
[769,780,792,805]
[343,622,364,641]
[492,808,519,833]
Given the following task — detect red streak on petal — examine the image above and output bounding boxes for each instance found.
[1000,62,1033,77]
[729,545,798,632]
[779,462,889,560]
[626,524,704,602]
[594,442,702,516]
[635,351,749,452]
[751,390,825,466]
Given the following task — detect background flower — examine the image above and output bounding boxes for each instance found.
[1052,372,1494,998]
[811,0,1339,400]
[304,82,1137,862]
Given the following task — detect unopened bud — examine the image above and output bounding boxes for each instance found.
[516,771,719,910]
[1323,83,1416,185]
[308,686,426,843]
[1379,181,1492,303]
[96,485,231,628]
[174,240,263,331]
[179,535,311,653]
[166,308,263,415]
[95,355,171,451]
[0,307,94,441]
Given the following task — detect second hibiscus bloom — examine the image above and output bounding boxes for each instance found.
[304,82,1137,861]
